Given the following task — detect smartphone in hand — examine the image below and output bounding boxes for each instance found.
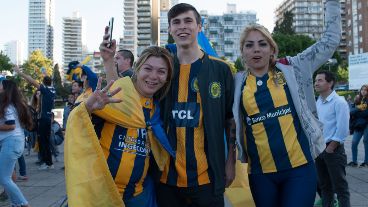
[107,17,114,48]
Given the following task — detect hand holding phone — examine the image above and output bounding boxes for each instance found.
[107,17,114,48]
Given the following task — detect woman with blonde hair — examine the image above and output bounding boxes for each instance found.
[65,46,175,207]
[233,0,341,206]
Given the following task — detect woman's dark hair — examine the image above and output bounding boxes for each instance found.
[0,80,33,129]
[355,84,368,105]
[31,90,40,111]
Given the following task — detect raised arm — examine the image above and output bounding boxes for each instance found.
[99,26,119,83]
[13,65,40,89]
[289,0,341,73]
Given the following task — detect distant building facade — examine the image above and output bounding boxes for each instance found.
[28,0,55,60]
[4,40,25,65]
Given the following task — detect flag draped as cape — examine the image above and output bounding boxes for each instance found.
[65,77,174,207]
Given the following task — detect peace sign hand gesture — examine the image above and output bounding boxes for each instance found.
[85,78,122,114]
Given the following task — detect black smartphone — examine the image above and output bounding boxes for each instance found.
[107,17,114,48]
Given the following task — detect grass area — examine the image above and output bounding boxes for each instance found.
[337,90,357,99]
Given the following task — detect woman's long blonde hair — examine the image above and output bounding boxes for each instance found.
[239,24,279,81]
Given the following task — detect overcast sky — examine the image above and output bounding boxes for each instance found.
[1,0,283,64]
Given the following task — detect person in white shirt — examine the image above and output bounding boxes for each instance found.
[314,70,350,207]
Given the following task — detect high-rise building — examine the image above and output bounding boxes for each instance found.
[275,0,348,60]
[137,0,153,55]
[203,4,257,61]
[160,10,170,46]
[4,40,25,65]
[62,12,85,72]
[275,0,324,40]
[159,0,171,47]
[28,0,55,60]
[339,0,348,59]
[345,0,368,55]
[120,0,138,55]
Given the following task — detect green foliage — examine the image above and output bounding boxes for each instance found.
[273,11,295,35]
[18,50,53,96]
[219,56,237,74]
[337,90,356,103]
[337,66,348,83]
[0,51,12,72]
[273,33,315,57]
[53,63,69,99]
[168,34,175,44]
[234,57,244,71]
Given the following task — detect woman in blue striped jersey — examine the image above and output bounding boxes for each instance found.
[65,46,175,207]
[233,0,341,206]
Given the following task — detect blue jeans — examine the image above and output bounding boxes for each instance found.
[0,136,29,206]
[18,155,27,176]
[351,126,368,163]
[248,162,317,207]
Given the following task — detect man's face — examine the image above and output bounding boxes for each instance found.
[314,74,333,94]
[168,10,201,49]
[114,53,131,73]
[71,82,82,94]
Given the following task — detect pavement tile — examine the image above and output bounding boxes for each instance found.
[1,135,368,207]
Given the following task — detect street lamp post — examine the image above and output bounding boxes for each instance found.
[326,58,337,71]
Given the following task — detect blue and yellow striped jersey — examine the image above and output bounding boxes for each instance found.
[160,58,211,187]
[356,98,367,111]
[241,70,312,174]
[95,97,154,200]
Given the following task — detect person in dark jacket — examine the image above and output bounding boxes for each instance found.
[348,84,368,167]
[100,4,236,206]
[154,4,236,207]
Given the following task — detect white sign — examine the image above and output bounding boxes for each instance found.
[349,53,368,90]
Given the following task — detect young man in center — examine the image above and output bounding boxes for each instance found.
[156,3,236,207]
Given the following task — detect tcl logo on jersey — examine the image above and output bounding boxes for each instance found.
[172,102,200,127]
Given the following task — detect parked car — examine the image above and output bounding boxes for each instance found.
[335,84,349,91]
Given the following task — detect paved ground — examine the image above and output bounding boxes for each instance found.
[1,136,368,207]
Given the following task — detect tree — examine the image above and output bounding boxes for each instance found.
[219,56,237,74]
[168,34,175,44]
[17,50,53,96]
[0,51,12,72]
[53,63,69,99]
[234,57,244,71]
[273,11,295,35]
[273,33,315,58]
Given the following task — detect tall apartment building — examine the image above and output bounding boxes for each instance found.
[339,0,348,59]
[160,10,169,46]
[4,41,25,65]
[345,0,368,55]
[120,0,179,56]
[28,0,55,60]
[120,0,138,55]
[203,4,257,61]
[137,0,152,55]
[159,0,174,46]
[62,12,85,72]
[275,0,324,40]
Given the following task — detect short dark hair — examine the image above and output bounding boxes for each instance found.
[72,80,83,88]
[168,3,201,25]
[316,70,336,90]
[117,49,134,67]
[43,76,52,86]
